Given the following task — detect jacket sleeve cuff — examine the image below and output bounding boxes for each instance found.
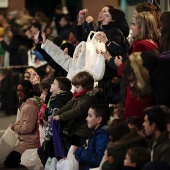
[41,39,48,49]
[59,115,64,121]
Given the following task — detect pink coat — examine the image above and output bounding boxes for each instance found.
[13,98,41,154]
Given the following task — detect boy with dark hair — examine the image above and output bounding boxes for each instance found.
[37,77,72,166]
[143,105,170,165]
[123,147,150,170]
[72,104,110,170]
[125,116,143,131]
[53,71,103,147]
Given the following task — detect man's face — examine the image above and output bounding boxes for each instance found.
[143,115,155,137]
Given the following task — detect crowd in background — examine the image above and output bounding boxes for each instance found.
[1,0,170,170]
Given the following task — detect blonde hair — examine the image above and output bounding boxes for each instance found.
[135,12,159,42]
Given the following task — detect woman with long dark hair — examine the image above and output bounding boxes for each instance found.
[4,80,40,168]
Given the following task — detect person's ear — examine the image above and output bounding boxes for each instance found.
[131,162,136,167]
[152,122,157,130]
[109,135,113,141]
[97,117,102,124]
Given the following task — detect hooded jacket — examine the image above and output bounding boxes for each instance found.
[53,88,103,138]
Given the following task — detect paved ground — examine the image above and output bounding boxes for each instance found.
[0,110,28,169]
[0,110,16,138]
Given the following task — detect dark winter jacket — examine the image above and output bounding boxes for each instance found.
[102,129,147,170]
[53,88,102,138]
[45,91,73,140]
[152,131,170,166]
[75,21,95,42]
[45,91,73,116]
[103,21,129,58]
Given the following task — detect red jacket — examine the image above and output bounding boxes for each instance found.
[119,39,158,120]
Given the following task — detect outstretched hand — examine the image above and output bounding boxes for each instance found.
[33,31,46,44]
[78,9,88,25]
[33,31,40,44]
[41,32,46,44]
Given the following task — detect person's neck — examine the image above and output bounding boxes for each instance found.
[94,124,100,130]
[153,130,161,142]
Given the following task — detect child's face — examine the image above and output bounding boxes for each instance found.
[113,113,119,120]
[86,108,101,129]
[128,123,137,130]
[24,72,31,80]
[124,153,135,167]
[75,46,82,59]
[74,85,84,94]
[43,119,48,126]
[50,79,60,93]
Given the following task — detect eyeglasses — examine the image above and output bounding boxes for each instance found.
[16,89,24,92]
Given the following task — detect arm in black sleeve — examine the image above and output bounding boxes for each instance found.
[75,22,94,42]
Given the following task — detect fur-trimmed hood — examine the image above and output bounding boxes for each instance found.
[87,87,104,103]
[128,50,158,97]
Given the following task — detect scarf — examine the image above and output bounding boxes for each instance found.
[73,89,89,107]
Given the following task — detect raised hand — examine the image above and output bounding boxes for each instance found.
[78,9,88,25]
[33,30,40,44]
[41,32,46,44]
[86,16,94,23]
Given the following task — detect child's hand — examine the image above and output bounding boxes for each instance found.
[53,115,60,120]
[33,31,40,44]
[86,139,89,146]
[44,137,50,141]
[41,32,46,44]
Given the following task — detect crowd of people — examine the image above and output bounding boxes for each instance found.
[1,1,170,170]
